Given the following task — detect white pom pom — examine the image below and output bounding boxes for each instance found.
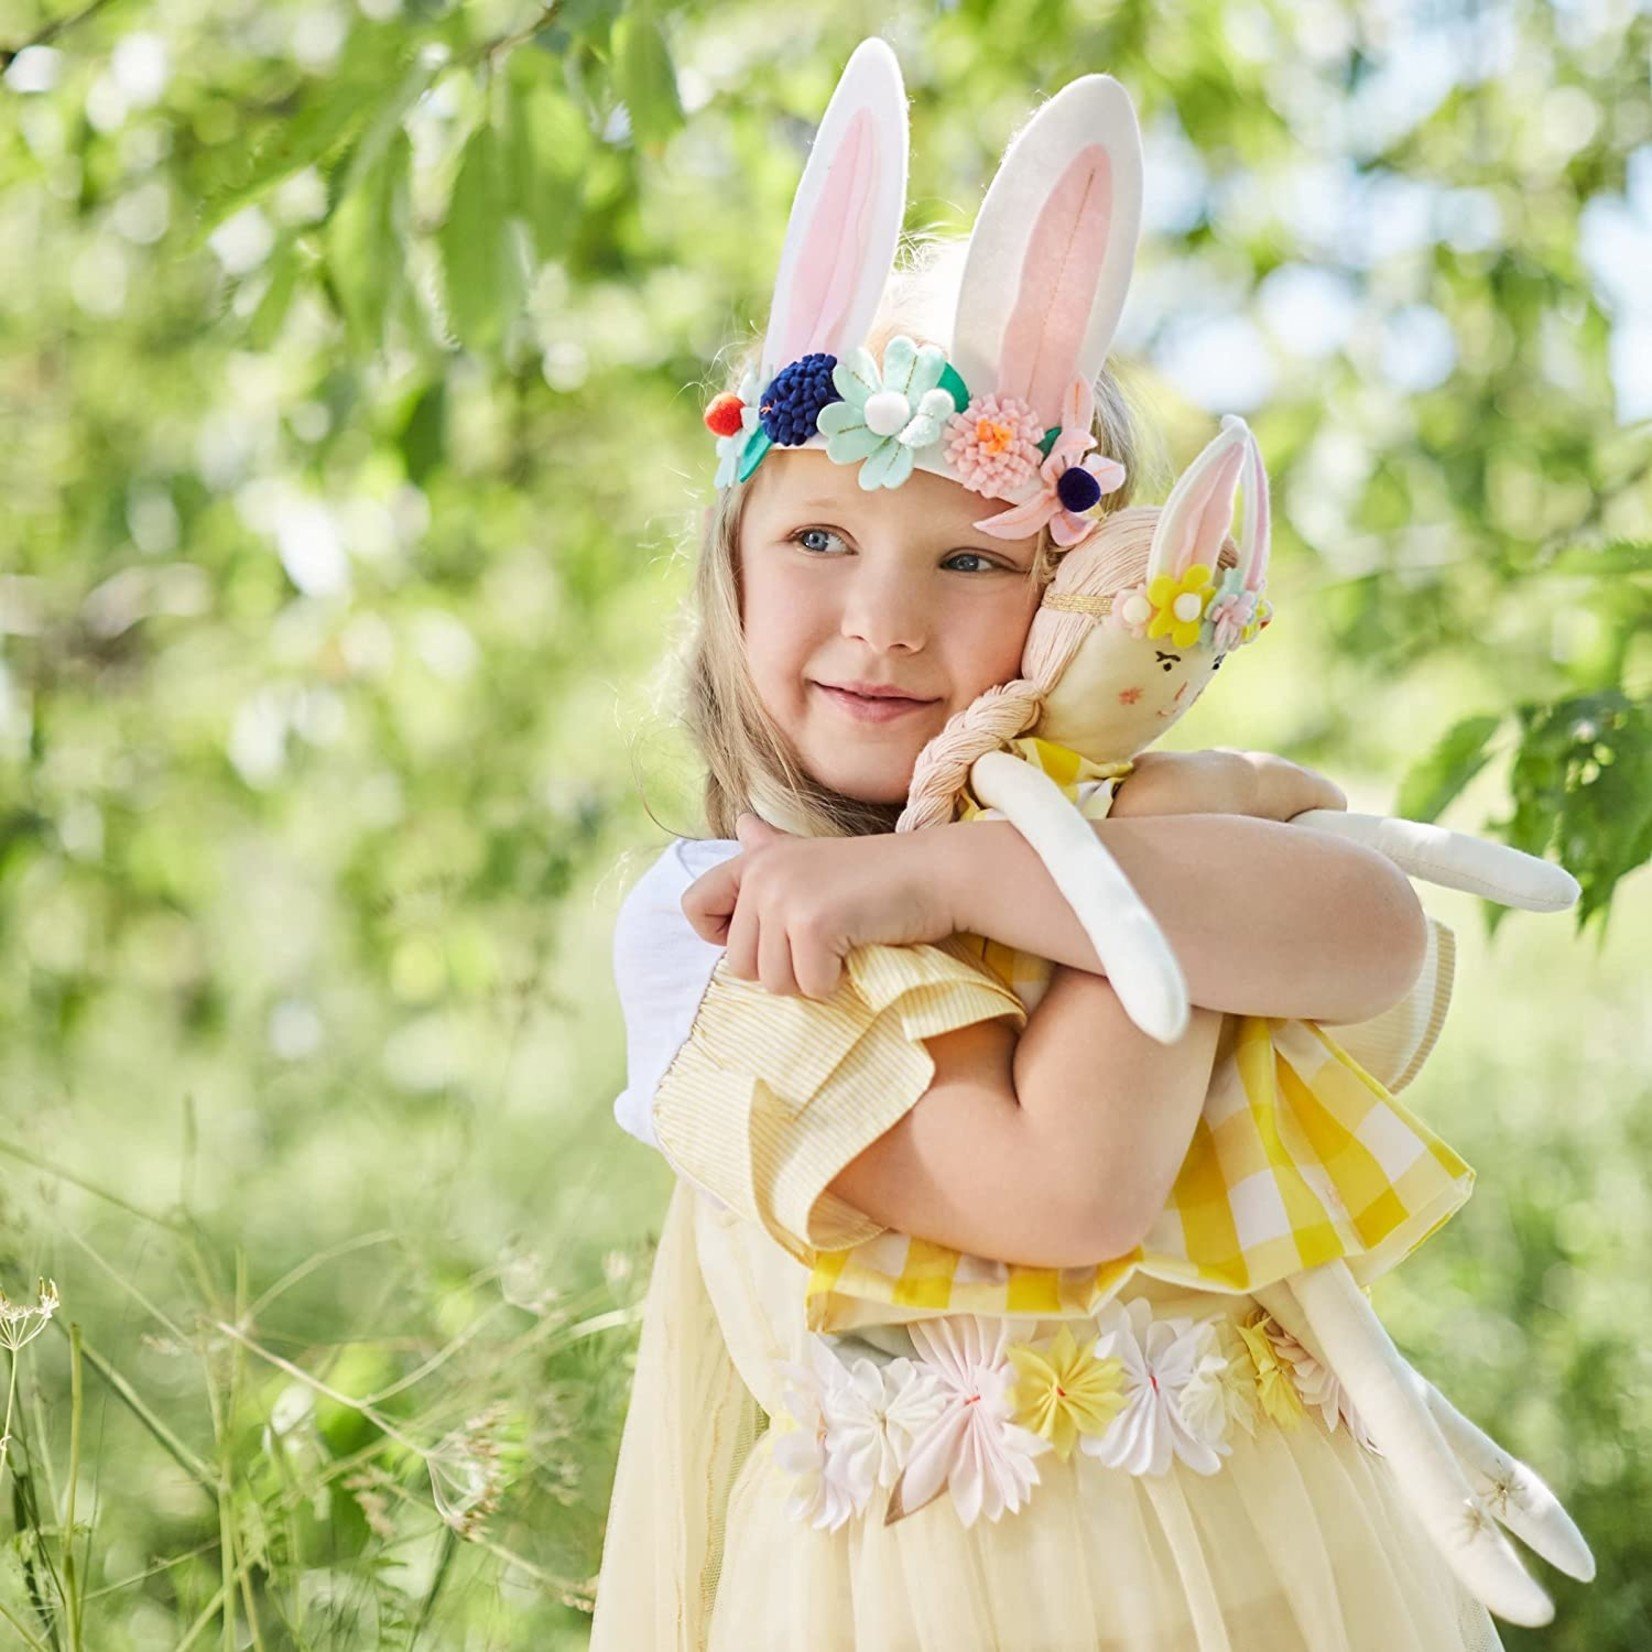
[1173,591,1204,622]
[864,389,911,438]
[1120,593,1152,627]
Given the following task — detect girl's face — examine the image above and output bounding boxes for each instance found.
[738,448,1044,805]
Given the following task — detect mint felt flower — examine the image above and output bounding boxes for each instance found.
[816,334,964,490]
[1201,566,1261,653]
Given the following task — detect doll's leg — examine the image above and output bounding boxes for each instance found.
[1255,1267,1553,1628]
[1254,1276,1594,1583]
[1414,1370,1595,1582]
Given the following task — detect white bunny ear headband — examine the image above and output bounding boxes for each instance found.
[703,40,1187,565]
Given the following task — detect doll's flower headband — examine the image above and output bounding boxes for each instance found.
[699,41,1146,547]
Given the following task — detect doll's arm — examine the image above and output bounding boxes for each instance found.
[929,812,1427,1025]
[1108,747,1346,821]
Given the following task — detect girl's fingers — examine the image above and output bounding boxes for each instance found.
[724,885,761,982]
[758,903,802,997]
[682,858,741,942]
[792,928,844,1000]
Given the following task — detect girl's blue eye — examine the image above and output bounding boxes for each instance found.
[788,528,1006,573]
[791,527,845,554]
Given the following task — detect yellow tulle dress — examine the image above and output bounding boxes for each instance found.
[589,755,1502,1651]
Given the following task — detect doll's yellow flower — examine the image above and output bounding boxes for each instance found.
[1146,563,1216,649]
[1234,1311,1304,1430]
[1006,1324,1125,1461]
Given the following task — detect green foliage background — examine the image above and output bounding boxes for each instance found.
[0,0,1648,1645]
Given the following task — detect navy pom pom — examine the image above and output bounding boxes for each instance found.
[1056,465,1103,513]
[758,353,841,446]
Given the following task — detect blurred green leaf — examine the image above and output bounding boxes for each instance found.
[611,5,683,152]
[324,128,411,355]
[440,119,511,355]
[1397,713,1504,824]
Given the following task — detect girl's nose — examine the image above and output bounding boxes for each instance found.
[841,566,927,654]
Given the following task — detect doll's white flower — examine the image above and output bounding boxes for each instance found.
[894,1315,1052,1526]
[1082,1299,1232,1477]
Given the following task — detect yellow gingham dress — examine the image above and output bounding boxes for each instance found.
[612,773,1499,1651]
[799,734,1474,1334]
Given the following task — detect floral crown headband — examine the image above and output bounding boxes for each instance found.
[702,40,1142,551]
[701,39,1271,647]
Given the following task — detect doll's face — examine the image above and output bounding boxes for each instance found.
[1036,623,1225,759]
[737,448,1044,805]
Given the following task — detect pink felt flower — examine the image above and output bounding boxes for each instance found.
[973,376,1126,546]
[944,393,1046,498]
[1108,580,1154,640]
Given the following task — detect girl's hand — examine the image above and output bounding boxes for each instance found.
[1110,748,1346,822]
[681,814,954,999]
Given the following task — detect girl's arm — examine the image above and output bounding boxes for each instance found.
[826,981,1223,1268]
[928,812,1427,1025]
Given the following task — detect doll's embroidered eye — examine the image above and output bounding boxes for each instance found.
[1155,650,1180,672]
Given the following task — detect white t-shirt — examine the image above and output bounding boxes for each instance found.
[611,836,741,1151]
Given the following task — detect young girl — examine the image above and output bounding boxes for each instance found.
[592,44,1507,1650]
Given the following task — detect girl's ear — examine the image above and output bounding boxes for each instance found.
[1145,414,1253,581]
[950,74,1144,430]
[758,38,909,385]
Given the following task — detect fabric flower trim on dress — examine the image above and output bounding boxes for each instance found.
[769,1301,1376,1530]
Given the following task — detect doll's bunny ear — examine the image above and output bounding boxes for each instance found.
[1234,418,1271,594]
[758,38,908,385]
[951,74,1143,430]
[1144,415,1251,582]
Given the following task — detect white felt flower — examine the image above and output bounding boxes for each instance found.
[893,1315,1052,1526]
[1082,1299,1233,1477]
[713,368,762,489]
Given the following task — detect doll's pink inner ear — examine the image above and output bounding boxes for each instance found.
[998,143,1114,424]
[1176,442,1245,574]
[1241,438,1271,592]
[770,109,877,367]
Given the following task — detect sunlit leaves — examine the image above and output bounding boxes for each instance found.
[1504,692,1652,931]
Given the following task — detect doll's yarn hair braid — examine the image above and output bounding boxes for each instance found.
[896,506,1239,833]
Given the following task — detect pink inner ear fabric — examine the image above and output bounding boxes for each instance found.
[998,144,1113,424]
[773,108,877,367]
[1244,444,1271,590]
[1178,443,1245,575]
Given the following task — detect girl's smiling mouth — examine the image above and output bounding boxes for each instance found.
[812,682,938,721]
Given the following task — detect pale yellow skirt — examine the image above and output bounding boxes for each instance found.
[708,1391,1505,1652]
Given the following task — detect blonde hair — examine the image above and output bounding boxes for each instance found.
[676,232,1146,841]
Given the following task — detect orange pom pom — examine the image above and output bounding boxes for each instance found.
[704,392,746,438]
